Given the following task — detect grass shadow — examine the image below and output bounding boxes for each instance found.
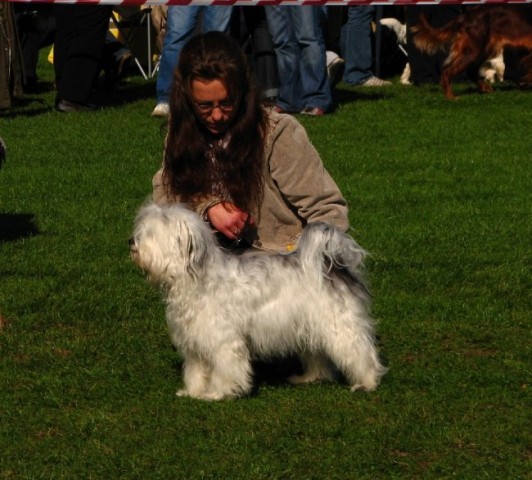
[0,76,155,118]
[97,77,156,108]
[333,86,391,109]
[23,81,55,95]
[0,98,54,119]
[169,355,304,394]
[0,213,39,242]
[252,355,304,388]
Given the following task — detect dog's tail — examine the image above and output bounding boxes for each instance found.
[411,13,457,55]
[380,18,407,46]
[297,223,369,300]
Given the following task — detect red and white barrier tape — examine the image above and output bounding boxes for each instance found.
[7,0,532,5]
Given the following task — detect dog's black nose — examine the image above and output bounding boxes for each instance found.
[128,238,135,247]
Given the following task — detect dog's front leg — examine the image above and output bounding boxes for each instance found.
[176,353,210,398]
[441,70,458,100]
[400,63,411,85]
[201,343,253,400]
[442,46,481,100]
[477,78,493,94]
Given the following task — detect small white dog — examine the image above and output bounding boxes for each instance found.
[130,203,387,400]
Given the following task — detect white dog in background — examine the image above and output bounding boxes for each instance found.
[379,18,411,85]
[130,203,387,401]
[380,17,505,85]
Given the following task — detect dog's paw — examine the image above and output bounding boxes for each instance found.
[287,374,310,385]
[288,365,337,385]
[478,82,493,94]
[176,388,233,401]
[199,391,228,401]
[288,372,332,385]
[350,381,377,393]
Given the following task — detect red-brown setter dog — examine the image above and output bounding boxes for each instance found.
[411,5,532,99]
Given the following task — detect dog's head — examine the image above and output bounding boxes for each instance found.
[130,202,212,284]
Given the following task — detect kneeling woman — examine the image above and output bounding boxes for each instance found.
[152,31,348,252]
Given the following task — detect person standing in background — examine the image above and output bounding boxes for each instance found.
[14,4,55,92]
[231,6,279,101]
[53,4,112,112]
[341,6,392,87]
[151,6,233,118]
[264,5,332,116]
[0,2,24,110]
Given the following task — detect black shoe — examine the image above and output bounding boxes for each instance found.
[56,99,96,112]
[116,51,133,79]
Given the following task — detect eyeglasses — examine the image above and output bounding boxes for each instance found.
[193,99,237,115]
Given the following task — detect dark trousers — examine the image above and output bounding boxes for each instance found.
[53,5,112,103]
[232,7,279,99]
[15,5,55,86]
[0,2,24,109]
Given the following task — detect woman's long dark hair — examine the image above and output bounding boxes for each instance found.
[164,31,267,215]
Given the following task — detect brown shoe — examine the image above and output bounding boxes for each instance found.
[300,107,326,116]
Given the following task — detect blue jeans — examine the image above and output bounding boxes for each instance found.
[155,6,233,105]
[265,6,332,112]
[341,6,375,85]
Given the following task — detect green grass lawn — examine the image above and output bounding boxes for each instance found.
[0,57,530,479]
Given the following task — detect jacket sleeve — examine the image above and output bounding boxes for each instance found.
[268,115,349,231]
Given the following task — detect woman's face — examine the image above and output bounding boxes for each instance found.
[190,78,239,136]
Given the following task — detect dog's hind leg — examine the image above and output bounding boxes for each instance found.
[345,349,386,393]
[288,352,337,385]
[442,36,483,99]
[442,57,476,99]
[322,319,386,392]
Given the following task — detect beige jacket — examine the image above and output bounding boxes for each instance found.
[152,109,349,252]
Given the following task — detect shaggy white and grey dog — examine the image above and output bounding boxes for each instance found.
[130,203,387,400]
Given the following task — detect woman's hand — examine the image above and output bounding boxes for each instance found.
[206,202,255,240]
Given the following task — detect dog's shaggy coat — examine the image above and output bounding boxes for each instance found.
[131,203,386,400]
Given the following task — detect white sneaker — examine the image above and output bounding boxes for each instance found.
[151,103,169,117]
[358,76,392,87]
[327,56,345,88]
